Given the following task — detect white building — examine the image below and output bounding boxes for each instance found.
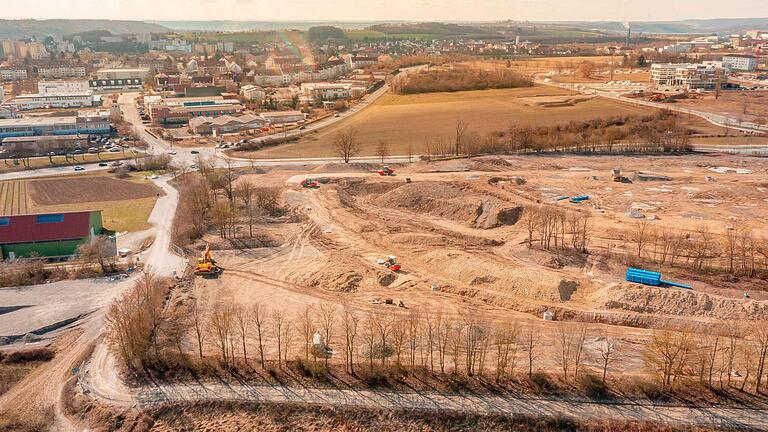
[240,84,265,101]
[301,82,356,101]
[7,92,94,110]
[722,55,758,71]
[88,78,143,94]
[0,67,27,81]
[38,80,90,94]
[96,68,150,80]
[259,110,306,125]
[651,62,728,90]
[37,65,87,79]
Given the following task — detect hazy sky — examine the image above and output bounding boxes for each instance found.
[2,0,767,22]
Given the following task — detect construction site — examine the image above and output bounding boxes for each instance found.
[179,152,768,379]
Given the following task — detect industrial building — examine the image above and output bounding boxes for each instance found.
[0,112,111,138]
[0,210,112,259]
[6,92,94,110]
[189,114,268,135]
[259,110,306,125]
[240,84,265,101]
[0,134,88,154]
[38,80,90,94]
[88,78,143,93]
[148,96,243,124]
[95,68,150,80]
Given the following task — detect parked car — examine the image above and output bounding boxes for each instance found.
[98,162,108,167]
[109,147,120,152]
[110,161,123,167]
[190,164,199,170]
[150,174,159,179]
[87,147,98,153]
[168,150,177,155]
[191,150,199,154]
[74,166,85,171]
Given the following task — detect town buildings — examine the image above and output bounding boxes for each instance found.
[0,66,28,81]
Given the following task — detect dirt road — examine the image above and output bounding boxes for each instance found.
[80,342,768,430]
[0,174,185,431]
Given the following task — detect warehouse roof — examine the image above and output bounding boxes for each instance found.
[0,211,94,244]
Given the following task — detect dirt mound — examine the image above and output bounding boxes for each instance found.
[589,284,768,320]
[420,249,576,303]
[346,180,523,229]
[307,269,363,292]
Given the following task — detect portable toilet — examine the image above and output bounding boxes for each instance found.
[542,310,554,321]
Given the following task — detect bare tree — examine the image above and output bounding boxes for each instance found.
[272,309,287,367]
[250,302,269,367]
[334,127,361,163]
[76,236,116,273]
[376,140,390,164]
[209,302,235,366]
[644,329,694,390]
[454,120,469,155]
[317,302,337,367]
[754,321,768,393]
[524,320,540,378]
[341,306,360,375]
[298,305,315,360]
[494,320,519,382]
[234,179,256,238]
[628,220,651,258]
[233,305,250,362]
[190,299,206,358]
[597,333,616,385]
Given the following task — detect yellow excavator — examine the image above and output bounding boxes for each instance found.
[194,243,221,277]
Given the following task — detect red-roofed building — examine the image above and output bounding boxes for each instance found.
[0,210,110,259]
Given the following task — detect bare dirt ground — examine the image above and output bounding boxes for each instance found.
[674,91,768,125]
[187,153,768,375]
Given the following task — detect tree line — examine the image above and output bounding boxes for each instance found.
[105,272,768,396]
[421,111,692,160]
[392,65,533,95]
[172,157,284,246]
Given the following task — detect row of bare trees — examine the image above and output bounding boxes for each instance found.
[623,220,768,277]
[522,204,592,252]
[420,112,692,160]
[645,322,768,393]
[106,277,768,394]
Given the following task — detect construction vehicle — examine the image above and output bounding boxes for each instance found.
[611,168,630,183]
[194,243,221,277]
[377,255,402,272]
[377,166,396,176]
[301,178,320,189]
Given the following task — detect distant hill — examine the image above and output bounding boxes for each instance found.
[0,19,168,39]
[151,20,394,32]
[538,18,768,34]
[368,22,491,36]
